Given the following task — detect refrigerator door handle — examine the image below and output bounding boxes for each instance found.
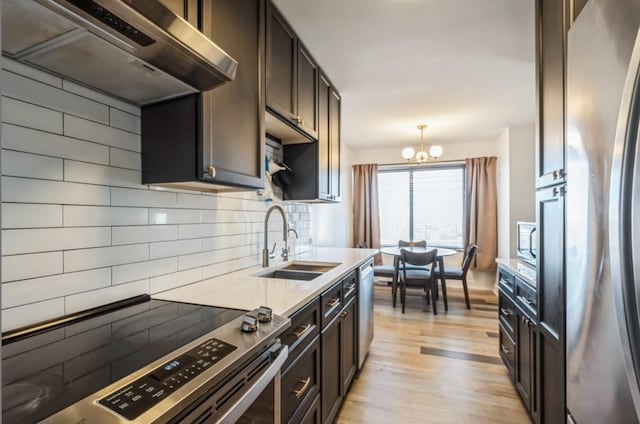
[609,25,640,417]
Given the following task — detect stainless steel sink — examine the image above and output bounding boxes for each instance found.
[258,269,322,281]
[281,261,340,273]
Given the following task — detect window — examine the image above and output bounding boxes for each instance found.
[378,165,465,248]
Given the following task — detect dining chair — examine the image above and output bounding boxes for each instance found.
[432,244,478,309]
[374,240,428,306]
[399,248,440,314]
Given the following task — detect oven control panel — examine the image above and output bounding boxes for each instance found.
[98,338,236,420]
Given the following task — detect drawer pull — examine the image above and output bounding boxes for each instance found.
[340,309,349,318]
[518,295,536,307]
[500,344,513,354]
[345,283,356,292]
[327,298,340,308]
[293,377,311,399]
[500,307,513,316]
[293,323,312,339]
[499,278,512,287]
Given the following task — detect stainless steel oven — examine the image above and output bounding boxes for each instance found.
[2,295,290,424]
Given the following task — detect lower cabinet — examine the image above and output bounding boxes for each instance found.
[515,308,538,421]
[321,308,342,424]
[282,336,321,424]
[340,298,357,393]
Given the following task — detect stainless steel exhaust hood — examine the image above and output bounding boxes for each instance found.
[2,0,238,105]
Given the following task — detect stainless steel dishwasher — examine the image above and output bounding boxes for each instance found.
[358,259,374,369]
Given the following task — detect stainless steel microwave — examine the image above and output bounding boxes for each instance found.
[516,221,536,266]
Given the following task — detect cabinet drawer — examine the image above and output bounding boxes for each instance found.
[499,291,517,337]
[293,393,320,424]
[321,282,343,328]
[498,267,516,296]
[499,323,516,382]
[342,271,357,303]
[281,335,321,424]
[282,298,320,371]
[515,277,538,318]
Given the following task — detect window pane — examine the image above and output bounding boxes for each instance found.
[378,171,410,245]
[413,167,464,248]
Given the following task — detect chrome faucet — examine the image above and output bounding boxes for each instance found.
[262,205,289,267]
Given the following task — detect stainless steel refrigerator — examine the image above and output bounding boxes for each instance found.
[566,0,640,422]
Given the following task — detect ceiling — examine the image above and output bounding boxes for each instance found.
[272,0,535,150]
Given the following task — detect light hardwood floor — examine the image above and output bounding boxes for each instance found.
[337,284,530,424]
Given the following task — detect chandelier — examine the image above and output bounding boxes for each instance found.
[401,124,443,163]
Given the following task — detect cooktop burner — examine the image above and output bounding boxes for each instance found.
[1,298,245,424]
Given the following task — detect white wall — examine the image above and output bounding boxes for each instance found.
[0,60,314,331]
[313,143,353,247]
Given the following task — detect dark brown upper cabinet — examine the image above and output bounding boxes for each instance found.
[142,0,265,191]
[157,0,200,28]
[283,73,341,202]
[266,1,319,141]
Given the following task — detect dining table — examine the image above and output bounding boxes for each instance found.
[379,246,458,309]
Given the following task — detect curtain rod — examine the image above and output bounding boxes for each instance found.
[377,159,466,170]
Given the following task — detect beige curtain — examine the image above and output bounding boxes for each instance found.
[352,164,382,264]
[465,157,498,271]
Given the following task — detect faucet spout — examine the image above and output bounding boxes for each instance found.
[262,205,288,267]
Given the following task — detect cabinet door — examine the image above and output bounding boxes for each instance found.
[296,42,319,139]
[341,298,357,393]
[158,0,199,28]
[321,315,342,424]
[200,0,265,189]
[516,311,533,412]
[329,87,341,201]
[536,184,565,423]
[266,2,297,122]
[317,73,331,200]
[536,0,569,188]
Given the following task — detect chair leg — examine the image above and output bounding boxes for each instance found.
[401,280,406,314]
[462,276,471,309]
[431,281,438,315]
[441,278,448,312]
[392,279,397,308]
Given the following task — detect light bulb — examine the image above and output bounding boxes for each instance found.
[428,145,443,159]
[415,150,429,163]
[401,147,415,160]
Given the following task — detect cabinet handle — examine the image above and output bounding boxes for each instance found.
[500,344,513,354]
[292,116,303,125]
[327,298,340,308]
[527,319,535,328]
[345,283,356,293]
[208,165,216,177]
[499,278,512,287]
[293,323,312,339]
[293,377,311,399]
[518,295,536,307]
[500,307,513,316]
[552,186,566,198]
[340,309,349,318]
[552,169,565,180]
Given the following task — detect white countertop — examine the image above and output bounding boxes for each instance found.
[495,258,537,287]
[154,247,378,317]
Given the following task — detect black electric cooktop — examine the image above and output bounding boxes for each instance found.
[1,296,245,424]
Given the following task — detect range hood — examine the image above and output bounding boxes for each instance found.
[2,0,238,105]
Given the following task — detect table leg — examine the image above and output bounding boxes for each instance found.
[438,256,448,311]
[392,256,399,308]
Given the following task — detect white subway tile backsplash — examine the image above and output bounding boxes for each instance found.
[149,209,201,225]
[110,148,141,171]
[111,187,177,208]
[109,108,141,134]
[2,252,63,282]
[3,204,62,229]
[2,299,65,332]
[1,62,314,331]
[3,124,109,165]
[112,225,177,245]
[177,193,217,209]
[112,258,177,285]
[2,58,62,88]
[63,206,147,227]
[64,115,140,152]
[65,279,149,314]
[3,227,111,255]
[64,244,149,273]
[64,160,144,189]
[2,268,111,308]
[2,96,63,133]
[62,80,140,116]
[150,268,202,293]
[3,70,109,123]
[150,239,202,259]
[2,150,63,180]
[2,177,111,205]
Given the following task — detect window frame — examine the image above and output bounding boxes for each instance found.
[378,162,467,249]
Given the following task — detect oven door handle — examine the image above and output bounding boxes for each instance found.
[218,344,289,424]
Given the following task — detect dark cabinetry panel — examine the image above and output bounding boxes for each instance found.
[158,0,200,28]
[282,335,321,424]
[329,87,341,201]
[515,308,538,419]
[317,73,331,199]
[341,298,357,392]
[142,0,265,191]
[266,2,296,120]
[321,310,342,424]
[296,43,319,139]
